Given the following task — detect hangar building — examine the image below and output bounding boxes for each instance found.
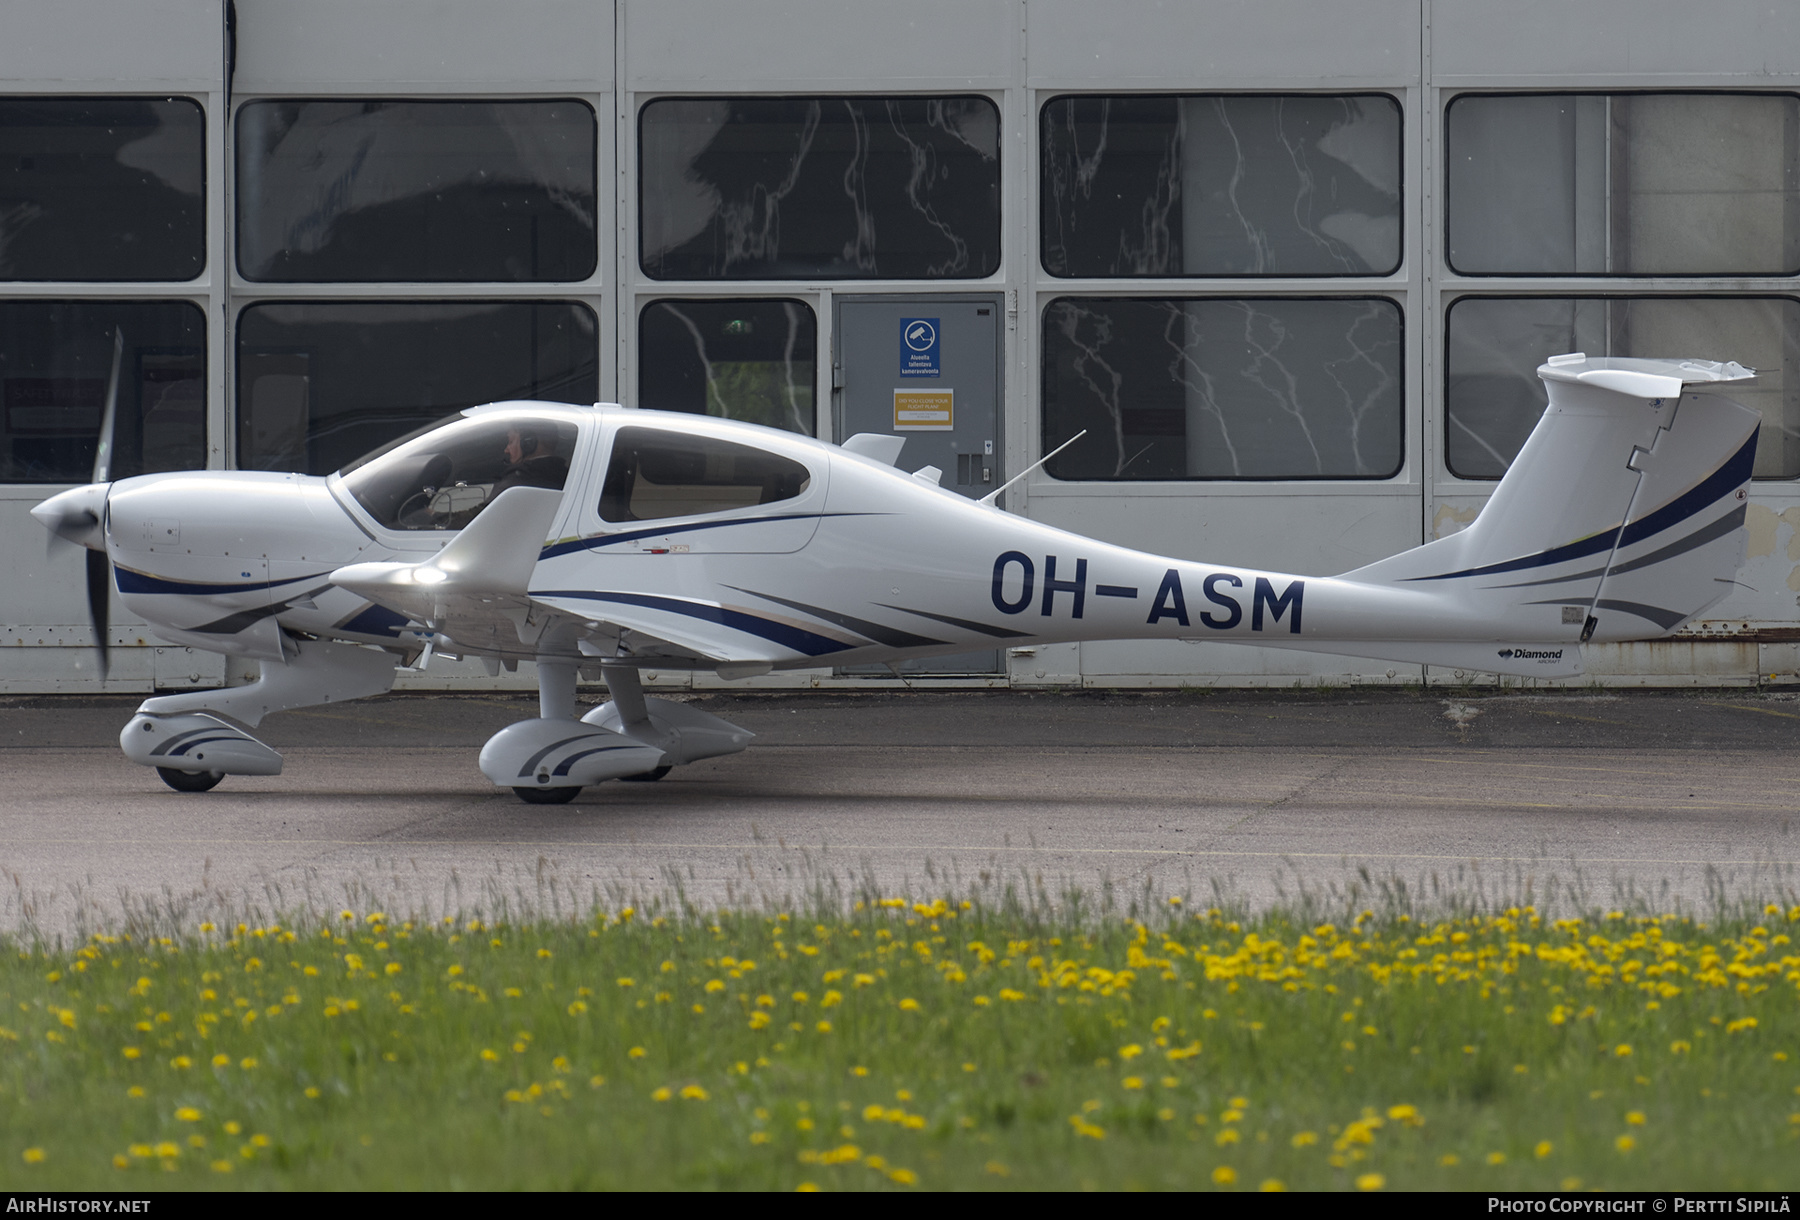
[3,0,1798,693]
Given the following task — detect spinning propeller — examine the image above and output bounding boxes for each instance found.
[29,327,123,681]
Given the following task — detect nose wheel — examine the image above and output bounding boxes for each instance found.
[157,767,224,793]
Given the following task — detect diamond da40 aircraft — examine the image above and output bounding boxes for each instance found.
[33,352,1759,803]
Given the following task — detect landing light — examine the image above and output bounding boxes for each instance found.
[413,568,449,585]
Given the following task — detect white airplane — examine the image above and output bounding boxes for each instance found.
[33,352,1759,803]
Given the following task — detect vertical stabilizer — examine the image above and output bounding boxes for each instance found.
[1341,356,1758,643]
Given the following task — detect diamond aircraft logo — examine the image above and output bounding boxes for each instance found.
[1497,647,1563,661]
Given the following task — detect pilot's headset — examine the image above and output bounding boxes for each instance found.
[515,428,541,459]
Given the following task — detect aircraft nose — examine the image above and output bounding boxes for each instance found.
[31,483,107,551]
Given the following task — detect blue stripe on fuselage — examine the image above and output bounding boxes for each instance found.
[537,512,880,560]
[113,567,330,596]
[532,590,855,657]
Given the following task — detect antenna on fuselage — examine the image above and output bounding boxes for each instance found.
[977,430,1086,509]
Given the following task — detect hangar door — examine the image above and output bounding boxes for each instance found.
[835,295,1003,675]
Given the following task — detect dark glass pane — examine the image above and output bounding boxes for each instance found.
[1041,95,1401,277]
[600,426,811,522]
[638,299,815,434]
[1447,94,1800,276]
[641,97,999,279]
[1042,297,1402,480]
[0,300,205,482]
[0,98,204,281]
[237,100,597,282]
[236,301,597,476]
[1446,296,1800,479]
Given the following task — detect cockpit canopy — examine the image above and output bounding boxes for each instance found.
[338,411,578,531]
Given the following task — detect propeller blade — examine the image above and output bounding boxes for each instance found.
[86,546,111,682]
[84,325,123,682]
[92,326,123,484]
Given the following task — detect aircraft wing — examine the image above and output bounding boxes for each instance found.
[327,486,777,666]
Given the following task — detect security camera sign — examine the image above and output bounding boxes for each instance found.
[900,318,940,377]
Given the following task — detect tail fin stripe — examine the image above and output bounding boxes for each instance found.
[1604,506,1745,579]
[1407,432,1754,584]
[1616,432,1756,549]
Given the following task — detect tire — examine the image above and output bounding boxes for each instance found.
[513,785,580,805]
[619,765,673,783]
[157,767,223,793]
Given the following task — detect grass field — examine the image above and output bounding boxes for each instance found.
[1,894,1796,1191]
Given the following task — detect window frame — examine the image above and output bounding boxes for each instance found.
[1443,89,1800,279]
[636,93,1004,283]
[1039,293,1408,484]
[1037,91,1406,280]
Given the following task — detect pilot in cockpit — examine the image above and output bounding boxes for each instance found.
[494,425,569,495]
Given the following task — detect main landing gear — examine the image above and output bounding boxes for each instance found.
[477,661,752,804]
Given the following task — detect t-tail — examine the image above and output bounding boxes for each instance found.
[1315,355,1759,679]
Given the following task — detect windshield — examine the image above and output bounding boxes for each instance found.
[338,412,578,530]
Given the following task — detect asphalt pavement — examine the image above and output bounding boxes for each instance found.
[3,688,1797,934]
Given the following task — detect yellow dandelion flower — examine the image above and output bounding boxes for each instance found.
[628,1046,646,1059]
[1356,1173,1385,1191]
[1119,1044,1143,1059]
[175,1107,201,1122]
[898,998,920,1011]
[1123,1076,1144,1090]
[304,1087,320,1099]
[1616,1135,1636,1153]
[126,1087,144,1099]
[985,1161,1010,1177]
[112,1154,129,1170]
[1440,1154,1460,1167]
[1487,1152,1506,1165]
[888,1168,917,1184]
[1212,1165,1236,1185]
[1535,1141,1553,1158]
[1291,1132,1318,1148]
[21,1148,45,1164]
[679,1085,709,1101]
[211,1054,230,1068]
[1260,1179,1286,1192]
[1615,1044,1633,1057]
[651,1087,672,1102]
[1626,1111,1646,1125]
[210,1159,232,1174]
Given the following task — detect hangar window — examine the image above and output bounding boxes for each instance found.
[638,299,816,434]
[1040,296,1402,481]
[1040,95,1402,278]
[1446,296,1800,480]
[0,97,204,282]
[236,301,597,476]
[1446,93,1800,276]
[639,96,1000,280]
[236,100,597,283]
[0,301,206,483]
[599,427,811,522]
